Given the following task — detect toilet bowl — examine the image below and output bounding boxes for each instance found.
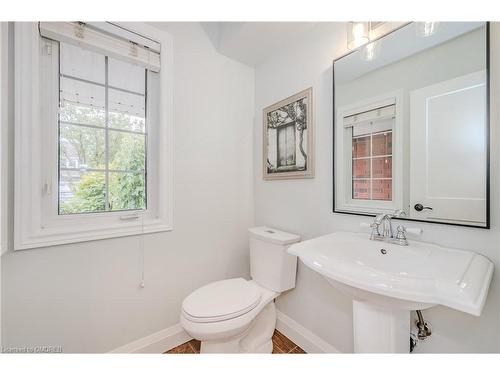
[180,227,300,353]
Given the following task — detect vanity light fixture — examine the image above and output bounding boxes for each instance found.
[347,21,370,50]
[415,22,440,37]
[347,21,382,61]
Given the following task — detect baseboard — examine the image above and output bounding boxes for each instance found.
[276,310,341,353]
[109,323,191,354]
[109,311,339,354]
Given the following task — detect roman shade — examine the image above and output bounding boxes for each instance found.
[39,22,161,72]
[344,104,395,136]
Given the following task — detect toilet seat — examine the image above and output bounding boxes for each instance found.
[182,278,262,323]
[180,279,279,344]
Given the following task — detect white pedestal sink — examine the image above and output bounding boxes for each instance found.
[288,232,494,353]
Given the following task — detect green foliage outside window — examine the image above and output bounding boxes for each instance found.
[59,105,146,214]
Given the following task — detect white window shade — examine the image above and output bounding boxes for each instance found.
[344,104,395,136]
[344,104,395,126]
[39,22,161,72]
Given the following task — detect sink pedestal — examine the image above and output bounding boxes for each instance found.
[352,300,410,353]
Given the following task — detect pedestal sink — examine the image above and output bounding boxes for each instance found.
[288,231,494,353]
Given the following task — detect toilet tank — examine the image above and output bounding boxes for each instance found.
[248,227,300,292]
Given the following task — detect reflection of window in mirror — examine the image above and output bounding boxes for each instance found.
[350,112,393,201]
[336,92,403,215]
[347,104,394,202]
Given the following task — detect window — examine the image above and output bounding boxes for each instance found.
[351,122,393,201]
[277,122,296,168]
[58,43,147,214]
[347,105,395,203]
[14,23,173,250]
[335,93,402,214]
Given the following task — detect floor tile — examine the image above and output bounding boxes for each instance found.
[166,342,196,354]
[188,339,201,353]
[289,346,306,354]
[271,343,285,354]
[165,329,305,354]
[271,329,297,353]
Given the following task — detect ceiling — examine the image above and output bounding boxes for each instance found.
[200,22,321,67]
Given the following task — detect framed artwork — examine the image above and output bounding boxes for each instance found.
[263,87,314,180]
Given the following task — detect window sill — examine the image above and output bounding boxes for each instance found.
[14,216,172,250]
[335,202,399,216]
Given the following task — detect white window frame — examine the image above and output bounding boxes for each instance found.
[1,22,8,256]
[14,23,174,250]
[335,90,403,215]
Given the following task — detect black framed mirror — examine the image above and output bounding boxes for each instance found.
[333,22,490,228]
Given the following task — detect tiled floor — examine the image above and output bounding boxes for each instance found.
[166,329,306,354]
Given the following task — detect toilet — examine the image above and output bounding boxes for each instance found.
[180,226,300,353]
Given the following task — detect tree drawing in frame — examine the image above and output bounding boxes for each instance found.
[263,87,314,180]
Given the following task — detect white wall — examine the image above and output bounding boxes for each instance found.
[1,22,255,353]
[0,22,6,350]
[254,23,500,353]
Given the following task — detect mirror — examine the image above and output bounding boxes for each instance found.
[333,22,489,227]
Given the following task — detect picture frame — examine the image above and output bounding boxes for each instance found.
[263,87,314,180]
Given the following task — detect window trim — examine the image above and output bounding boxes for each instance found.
[0,23,7,255]
[334,90,403,215]
[14,22,174,250]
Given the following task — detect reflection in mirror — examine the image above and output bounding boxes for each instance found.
[334,22,488,227]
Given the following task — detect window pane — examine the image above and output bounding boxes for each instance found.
[109,172,146,211]
[277,124,296,167]
[58,48,149,216]
[108,112,146,133]
[353,180,370,200]
[59,171,106,214]
[60,43,105,84]
[352,159,370,178]
[109,131,146,171]
[60,77,105,126]
[372,131,392,156]
[372,156,392,178]
[108,57,145,94]
[60,124,105,170]
[108,89,146,132]
[372,179,392,201]
[352,136,370,158]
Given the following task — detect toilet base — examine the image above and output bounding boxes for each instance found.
[200,302,277,353]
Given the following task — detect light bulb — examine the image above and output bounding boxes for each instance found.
[416,22,440,37]
[360,40,381,61]
[347,22,370,50]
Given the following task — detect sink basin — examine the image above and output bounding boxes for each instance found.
[288,231,494,352]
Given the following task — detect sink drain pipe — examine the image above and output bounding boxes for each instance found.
[410,310,432,352]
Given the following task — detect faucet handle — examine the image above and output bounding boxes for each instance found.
[394,225,409,246]
[395,225,407,239]
[368,220,381,239]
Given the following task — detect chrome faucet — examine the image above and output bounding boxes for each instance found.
[370,213,393,240]
[370,210,408,246]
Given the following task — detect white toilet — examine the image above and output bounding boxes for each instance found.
[180,227,300,353]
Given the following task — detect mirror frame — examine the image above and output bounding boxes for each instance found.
[332,22,491,229]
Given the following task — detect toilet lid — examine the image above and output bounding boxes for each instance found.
[182,278,262,323]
